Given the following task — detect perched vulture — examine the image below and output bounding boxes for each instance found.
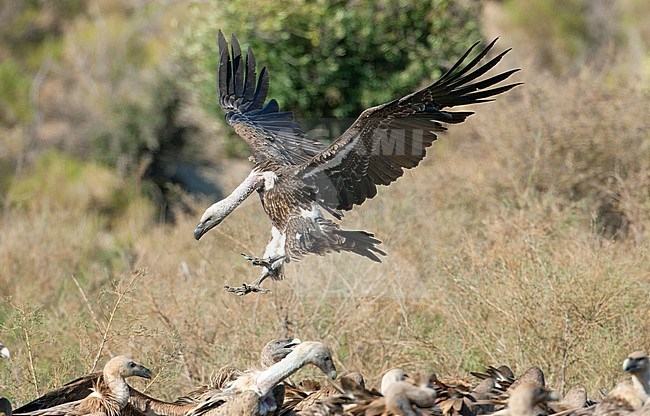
[471,365,515,391]
[624,351,650,399]
[15,339,301,416]
[177,337,302,405]
[280,372,367,414]
[187,341,337,416]
[0,343,9,361]
[591,351,650,416]
[495,382,557,416]
[290,371,381,415]
[194,30,521,295]
[384,373,438,416]
[14,356,151,416]
[381,369,410,396]
[1,398,11,416]
[291,368,439,416]
[548,384,590,413]
[592,382,646,416]
[14,371,191,416]
[260,338,302,369]
[506,367,545,393]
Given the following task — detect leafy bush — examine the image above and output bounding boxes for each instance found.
[179,0,482,121]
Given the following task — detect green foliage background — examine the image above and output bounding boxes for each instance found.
[180,0,482,119]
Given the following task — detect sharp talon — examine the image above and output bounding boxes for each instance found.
[241,254,286,269]
[224,283,270,296]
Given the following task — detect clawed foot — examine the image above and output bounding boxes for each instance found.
[224,283,271,296]
[241,253,286,269]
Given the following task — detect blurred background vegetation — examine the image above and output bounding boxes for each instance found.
[1,0,650,406]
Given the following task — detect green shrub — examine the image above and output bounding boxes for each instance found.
[179,0,482,122]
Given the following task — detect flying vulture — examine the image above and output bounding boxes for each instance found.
[194,31,521,295]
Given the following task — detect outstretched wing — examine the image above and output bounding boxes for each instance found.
[299,39,521,211]
[14,373,101,413]
[217,30,324,166]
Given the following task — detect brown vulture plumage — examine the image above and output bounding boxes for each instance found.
[15,339,301,416]
[194,31,521,295]
[14,356,151,416]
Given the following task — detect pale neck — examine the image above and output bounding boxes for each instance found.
[213,171,263,216]
[105,372,130,408]
[632,371,650,397]
[255,350,308,395]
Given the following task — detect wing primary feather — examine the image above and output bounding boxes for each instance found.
[242,47,257,103]
[433,40,483,86]
[217,30,229,105]
[247,66,269,111]
[230,34,244,98]
[434,38,499,88]
[444,49,513,91]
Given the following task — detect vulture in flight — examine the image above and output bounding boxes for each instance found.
[14,356,151,416]
[194,30,521,295]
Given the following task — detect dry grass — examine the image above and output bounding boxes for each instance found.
[1,63,649,407]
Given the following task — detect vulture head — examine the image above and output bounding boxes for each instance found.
[194,203,227,240]
[294,341,337,380]
[0,344,9,361]
[260,338,301,368]
[623,351,650,375]
[105,355,152,380]
[381,368,410,395]
[507,382,558,416]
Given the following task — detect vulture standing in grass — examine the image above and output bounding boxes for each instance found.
[194,30,521,295]
[187,341,337,416]
[174,337,302,405]
[383,373,438,416]
[289,368,440,416]
[476,366,546,413]
[15,339,301,416]
[592,351,650,416]
[280,372,366,414]
[14,356,151,416]
[489,382,558,416]
[547,384,590,413]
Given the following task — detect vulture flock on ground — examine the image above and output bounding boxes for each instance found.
[2,340,650,416]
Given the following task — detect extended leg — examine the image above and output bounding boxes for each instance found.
[241,253,287,269]
[224,267,273,296]
[224,227,286,296]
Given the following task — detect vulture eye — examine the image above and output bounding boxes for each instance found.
[129,362,136,368]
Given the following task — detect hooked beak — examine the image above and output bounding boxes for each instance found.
[194,220,216,241]
[285,338,301,348]
[136,364,153,379]
[624,358,637,373]
[328,369,338,380]
[194,223,206,240]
